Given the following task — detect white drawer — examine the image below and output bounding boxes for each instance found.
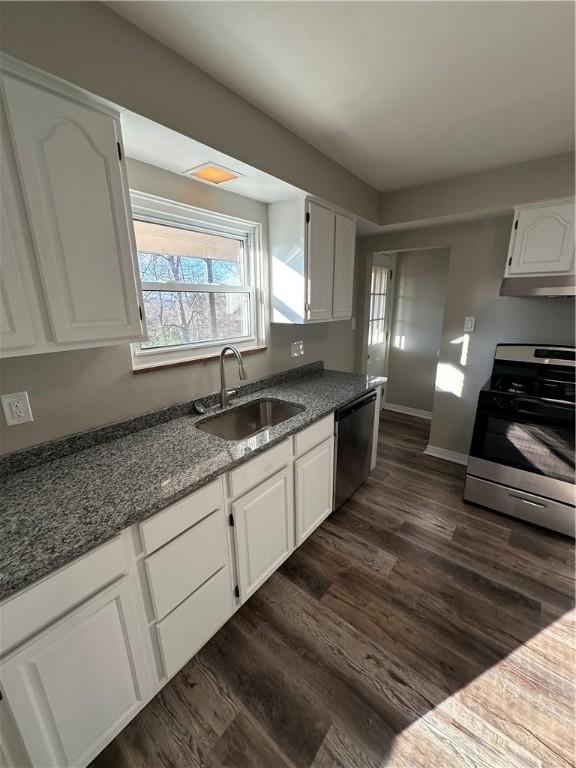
[157,566,233,678]
[145,508,228,621]
[140,479,223,555]
[0,536,126,656]
[229,439,292,499]
[294,414,334,457]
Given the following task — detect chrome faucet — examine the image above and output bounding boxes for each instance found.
[219,345,247,408]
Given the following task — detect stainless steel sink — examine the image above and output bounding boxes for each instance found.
[196,398,305,441]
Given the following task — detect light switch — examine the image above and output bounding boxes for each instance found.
[464,316,476,333]
[290,340,304,358]
[1,392,33,426]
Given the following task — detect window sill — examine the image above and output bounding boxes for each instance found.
[132,345,267,374]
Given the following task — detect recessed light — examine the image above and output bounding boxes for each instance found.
[185,162,243,184]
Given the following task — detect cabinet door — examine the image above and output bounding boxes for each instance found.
[295,437,334,545]
[508,201,575,276]
[332,214,356,319]
[306,201,335,321]
[232,467,294,601]
[0,101,38,355]
[0,579,149,768]
[2,74,143,345]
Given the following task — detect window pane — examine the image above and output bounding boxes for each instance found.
[134,220,244,286]
[141,290,251,349]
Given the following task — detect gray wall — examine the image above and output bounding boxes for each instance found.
[386,249,450,413]
[358,217,575,456]
[0,1,380,223]
[0,160,357,454]
[380,152,575,227]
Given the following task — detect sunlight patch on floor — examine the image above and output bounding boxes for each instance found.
[381,610,575,768]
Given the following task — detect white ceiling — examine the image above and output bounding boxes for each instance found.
[110,1,574,193]
[121,111,303,203]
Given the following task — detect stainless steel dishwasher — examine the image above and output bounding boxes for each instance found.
[333,389,377,509]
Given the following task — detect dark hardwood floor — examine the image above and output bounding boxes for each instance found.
[94,411,575,768]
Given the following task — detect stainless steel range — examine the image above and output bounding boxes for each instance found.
[464,344,575,537]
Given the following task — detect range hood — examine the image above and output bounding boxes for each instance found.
[500,274,576,298]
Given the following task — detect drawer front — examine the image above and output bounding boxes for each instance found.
[1,536,126,656]
[294,415,334,457]
[157,566,233,679]
[464,475,575,538]
[140,479,223,555]
[229,439,292,499]
[145,508,228,620]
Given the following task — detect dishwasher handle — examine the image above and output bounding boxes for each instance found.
[335,390,377,421]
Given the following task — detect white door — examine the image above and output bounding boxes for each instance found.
[306,201,335,321]
[507,201,575,276]
[232,468,294,601]
[295,437,335,545]
[366,254,395,378]
[332,213,356,319]
[0,100,38,355]
[1,73,143,345]
[0,579,150,768]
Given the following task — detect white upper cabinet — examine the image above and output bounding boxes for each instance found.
[269,196,356,324]
[0,59,144,356]
[306,201,335,321]
[506,199,575,277]
[0,103,38,354]
[332,213,356,319]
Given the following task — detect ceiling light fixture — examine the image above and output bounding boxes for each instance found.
[185,162,243,185]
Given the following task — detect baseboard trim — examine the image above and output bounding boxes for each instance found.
[424,444,469,465]
[383,402,432,420]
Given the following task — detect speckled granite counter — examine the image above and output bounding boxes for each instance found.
[0,365,385,601]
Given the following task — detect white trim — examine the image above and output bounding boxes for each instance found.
[382,402,432,420]
[424,444,469,465]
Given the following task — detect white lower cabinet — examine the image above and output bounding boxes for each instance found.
[0,416,344,767]
[0,578,150,768]
[295,437,335,545]
[232,467,295,601]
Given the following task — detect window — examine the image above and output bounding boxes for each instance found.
[368,265,389,346]
[131,192,263,367]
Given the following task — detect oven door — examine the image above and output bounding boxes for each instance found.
[469,396,575,502]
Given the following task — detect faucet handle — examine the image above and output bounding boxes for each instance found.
[227,388,238,399]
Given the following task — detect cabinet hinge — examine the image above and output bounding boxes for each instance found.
[138,305,143,321]
[514,220,518,230]
[305,212,310,224]
[117,142,123,161]
[234,585,240,598]
[390,269,394,280]
[228,513,235,527]
[304,302,310,315]
[508,257,512,266]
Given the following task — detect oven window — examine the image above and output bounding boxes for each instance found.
[477,416,575,483]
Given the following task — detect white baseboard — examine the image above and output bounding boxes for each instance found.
[424,444,469,465]
[383,402,432,420]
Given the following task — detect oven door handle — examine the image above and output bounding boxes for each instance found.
[509,494,547,509]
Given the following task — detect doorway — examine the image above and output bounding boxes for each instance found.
[363,252,396,379]
[362,247,450,418]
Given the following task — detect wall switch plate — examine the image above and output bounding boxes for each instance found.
[290,340,304,358]
[464,316,476,333]
[1,392,33,426]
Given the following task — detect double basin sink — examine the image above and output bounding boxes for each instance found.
[196,398,305,441]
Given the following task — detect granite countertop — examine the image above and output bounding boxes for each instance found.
[0,366,385,602]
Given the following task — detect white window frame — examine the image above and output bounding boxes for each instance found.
[130,190,265,368]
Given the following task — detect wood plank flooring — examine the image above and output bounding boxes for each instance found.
[93,411,575,768]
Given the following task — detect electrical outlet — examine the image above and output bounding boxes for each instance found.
[1,392,33,426]
[290,340,304,359]
[464,316,476,333]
